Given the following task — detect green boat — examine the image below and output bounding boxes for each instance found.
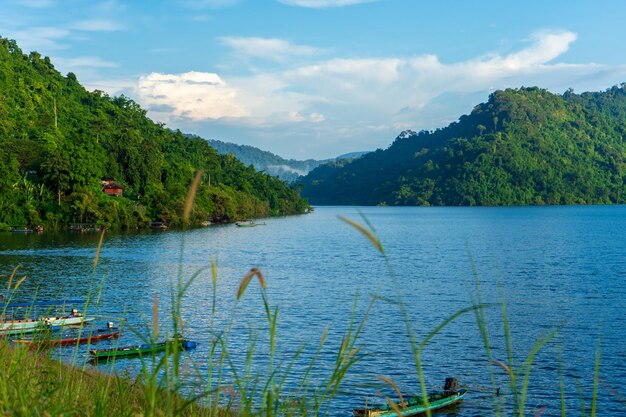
[89,338,197,361]
[353,379,466,417]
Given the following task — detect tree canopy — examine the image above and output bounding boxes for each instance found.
[0,37,308,230]
[299,85,626,206]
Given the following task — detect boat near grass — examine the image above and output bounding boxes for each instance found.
[12,323,120,347]
[89,336,197,361]
[353,378,466,417]
[0,300,95,336]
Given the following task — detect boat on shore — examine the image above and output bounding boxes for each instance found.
[353,378,466,417]
[89,337,197,361]
[12,323,120,347]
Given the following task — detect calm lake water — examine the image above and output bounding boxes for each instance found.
[1,206,625,416]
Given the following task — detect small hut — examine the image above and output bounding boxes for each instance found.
[101,180,124,197]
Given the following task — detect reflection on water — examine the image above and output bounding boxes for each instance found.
[1,206,625,416]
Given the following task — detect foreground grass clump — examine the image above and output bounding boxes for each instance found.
[0,341,216,417]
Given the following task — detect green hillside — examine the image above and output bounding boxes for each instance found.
[0,37,308,230]
[299,86,626,206]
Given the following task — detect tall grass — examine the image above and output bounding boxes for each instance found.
[340,215,605,417]
[0,193,609,416]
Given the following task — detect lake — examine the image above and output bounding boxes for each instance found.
[1,206,625,416]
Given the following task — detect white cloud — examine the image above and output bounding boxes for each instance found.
[84,78,136,96]
[278,0,377,8]
[310,112,326,122]
[132,30,626,158]
[136,30,592,125]
[53,56,119,69]
[70,19,125,32]
[137,72,248,120]
[221,36,319,62]
[10,26,70,51]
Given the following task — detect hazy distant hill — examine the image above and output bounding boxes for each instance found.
[299,85,626,206]
[205,138,368,183]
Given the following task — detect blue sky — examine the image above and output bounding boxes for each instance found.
[3,0,626,159]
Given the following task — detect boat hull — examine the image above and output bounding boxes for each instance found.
[13,329,120,347]
[90,339,197,361]
[1,315,95,336]
[353,389,467,417]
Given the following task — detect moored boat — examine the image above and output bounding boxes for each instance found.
[0,321,53,337]
[235,219,256,227]
[353,379,466,417]
[45,309,96,327]
[150,221,169,230]
[1,301,95,336]
[235,220,265,227]
[9,226,32,233]
[12,323,120,347]
[89,337,197,361]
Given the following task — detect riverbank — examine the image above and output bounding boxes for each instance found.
[0,341,214,416]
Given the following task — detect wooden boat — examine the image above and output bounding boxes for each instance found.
[353,379,466,417]
[12,325,120,347]
[1,301,95,335]
[89,337,197,361]
[9,226,32,233]
[69,223,100,233]
[235,220,265,227]
[0,321,54,337]
[235,220,256,227]
[45,309,96,327]
[150,221,169,230]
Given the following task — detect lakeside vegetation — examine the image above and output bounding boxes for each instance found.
[0,37,308,231]
[300,85,626,206]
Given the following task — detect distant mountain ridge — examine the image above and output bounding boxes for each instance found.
[299,85,626,206]
[203,138,368,182]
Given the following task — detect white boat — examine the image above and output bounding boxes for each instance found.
[1,302,95,336]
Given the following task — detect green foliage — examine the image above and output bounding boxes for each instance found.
[300,86,626,206]
[0,37,308,229]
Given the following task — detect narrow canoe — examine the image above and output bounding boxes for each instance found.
[12,328,120,347]
[353,389,467,417]
[235,220,256,227]
[45,314,96,327]
[90,338,197,361]
[0,323,58,337]
[1,308,95,333]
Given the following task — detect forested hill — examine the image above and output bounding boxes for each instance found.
[204,138,368,183]
[204,138,326,183]
[299,85,626,206]
[0,37,308,230]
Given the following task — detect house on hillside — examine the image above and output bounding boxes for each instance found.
[101,180,124,197]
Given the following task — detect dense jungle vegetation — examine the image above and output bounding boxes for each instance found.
[0,37,308,230]
[300,85,626,206]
